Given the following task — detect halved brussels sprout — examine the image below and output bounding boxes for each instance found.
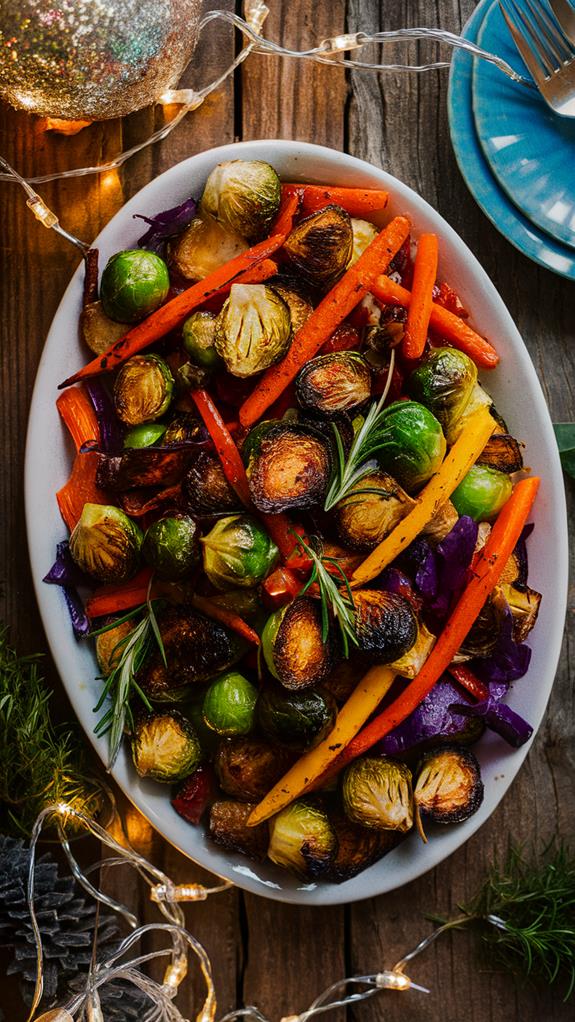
[342,757,414,832]
[170,214,248,281]
[283,205,353,290]
[295,352,371,418]
[215,736,294,802]
[201,159,281,241]
[262,597,334,690]
[245,422,331,513]
[183,452,241,517]
[214,284,291,378]
[257,685,337,748]
[100,250,170,324]
[269,282,313,334]
[374,400,446,492]
[113,353,174,427]
[182,310,223,370]
[123,422,168,449]
[451,465,512,522]
[202,671,258,736]
[142,513,199,580]
[414,745,484,824]
[209,800,269,860]
[498,582,542,643]
[348,218,379,267]
[408,348,477,443]
[267,800,337,878]
[458,595,504,659]
[478,433,524,474]
[95,617,135,676]
[80,300,127,354]
[354,589,418,663]
[325,811,401,883]
[69,503,143,583]
[387,623,436,680]
[131,710,201,783]
[96,447,188,492]
[201,514,279,590]
[333,470,416,552]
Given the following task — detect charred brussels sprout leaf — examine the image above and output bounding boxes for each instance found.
[162,413,205,446]
[69,503,142,583]
[333,469,416,552]
[202,671,258,736]
[408,347,477,443]
[201,514,279,590]
[342,757,414,832]
[113,354,174,427]
[477,433,524,474]
[246,422,331,513]
[414,745,484,824]
[325,811,402,883]
[95,618,135,677]
[354,589,418,663]
[451,465,512,522]
[262,597,334,690]
[215,736,294,802]
[269,283,313,334]
[283,205,353,291]
[295,352,372,418]
[183,451,241,517]
[257,685,337,749]
[348,218,379,267]
[209,801,269,861]
[201,159,281,241]
[131,710,201,783]
[170,214,248,281]
[267,801,337,878]
[81,300,127,355]
[142,513,199,580]
[100,250,169,324]
[373,400,447,491]
[214,284,291,378]
[124,422,167,449]
[182,310,223,370]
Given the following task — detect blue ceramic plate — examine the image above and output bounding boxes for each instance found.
[448,0,575,278]
[474,0,575,249]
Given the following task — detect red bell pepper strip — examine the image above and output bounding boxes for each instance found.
[447,664,490,703]
[190,388,252,507]
[85,567,154,619]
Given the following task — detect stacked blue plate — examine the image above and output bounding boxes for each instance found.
[448,0,575,279]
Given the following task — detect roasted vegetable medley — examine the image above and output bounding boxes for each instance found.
[48,159,542,884]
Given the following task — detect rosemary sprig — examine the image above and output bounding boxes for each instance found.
[324,347,395,511]
[295,535,358,657]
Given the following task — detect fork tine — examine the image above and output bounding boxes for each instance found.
[499,0,548,82]
[523,0,573,64]
[508,0,557,73]
[549,0,575,46]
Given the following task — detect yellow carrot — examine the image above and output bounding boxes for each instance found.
[247,665,396,826]
[351,406,496,587]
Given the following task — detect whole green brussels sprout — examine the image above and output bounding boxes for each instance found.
[142,513,200,580]
[257,685,337,749]
[131,710,201,783]
[69,503,143,583]
[408,347,478,443]
[202,671,258,736]
[114,353,174,427]
[201,514,279,590]
[201,159,281,241]
[182,310,223,369]
[215,284,292,378]
[451,464,512,521]
[374,400,446,491]
[100,249,170,323]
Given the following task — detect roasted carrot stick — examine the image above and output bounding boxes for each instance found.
[371,275,499,368]
[57,386,101,452]
[270,190,300,236]
[403,233,438,360]
[205,258,278,304]
[282,183,389,217]
[190,388,252,507]
[239,216,411,427]
[336,476,540,769]
[56,453,109,532]
[189,594,260,646]
[85,567,154,619]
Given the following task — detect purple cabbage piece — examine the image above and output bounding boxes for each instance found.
[514,522,535,587]
[43,541,90,589]
[449,697,533,748]
[63,587,91,639]
[134,196,197,255]
[406,516,478,620]
[85,379,124,454]
[471,608,532,693]
[378,677,475,756]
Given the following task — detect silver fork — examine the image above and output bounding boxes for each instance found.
[549,0,575,44]
[500,0,575,115]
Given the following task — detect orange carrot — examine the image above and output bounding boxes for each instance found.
[403,233,438,360]
[371,275,499,368]
[204,258,278,306]
[189,594,260,646]
[56,387,101,452]
[85,567,154,619]
[270,190,300,236]
[190,388,252,507]
[56,452,109,532]
[239,216,411,427]
[334,477,540,770]
[282,183,389,217]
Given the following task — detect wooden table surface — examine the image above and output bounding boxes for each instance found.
[1,2,574,1019]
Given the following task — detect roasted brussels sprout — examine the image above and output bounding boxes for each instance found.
[295,352,371,418]
[451,465,512,522]
[478,433,524,474]
[100,250,170,324]
[499,582,542,643]
[69,503,143,583]
[257,685,337,748]
[267,801,337,878]
[414,745,484,824]
[202,671,258,736]
[215,736,294,801]
[201,159,281,241]
[162,413,205,446]
[283,205,353,291]
[374,400,446,491]
[245,422,331,513]
[388,623,436,680]
[182,310,223,370]
[408,348,477,442]
[342,757,414,833]
[262,597,334,690]
[183,452,241,517]
[325,811,401,883]
[96,447,188,492]
[449,382,493,443]
[142,513,199,580]
[420,499,459,544]
[80,300,126,355]
[201,514,279,590]
[354,589,418,663]
[170,214,247,281]
[95,618,134,676]
[348,218,379,267]
[113,354,174,427]
[458,595,504,659]
[333,470,415,552]
[131,710,201,783]
[123,422,168,449]
[214,284,291,378]
[269,282,313,334]
[209,800,269,860]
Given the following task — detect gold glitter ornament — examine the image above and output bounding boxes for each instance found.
[0,0,202,120]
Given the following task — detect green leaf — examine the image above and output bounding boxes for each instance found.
[553,423,575,478]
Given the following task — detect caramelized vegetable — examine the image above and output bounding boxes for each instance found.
[325,811,401,883]
[267,800,336,878]
[342,757,413,833]
[209,801,269,860]
[182,451,241,517]
[414,745,484,824]
[478,433,524,474]
[354,589,418,663]
[245,422,331,513]
[215,737,294,802]
[333,470,415,552]
[262,597,334,690]
[283,205,353,291]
